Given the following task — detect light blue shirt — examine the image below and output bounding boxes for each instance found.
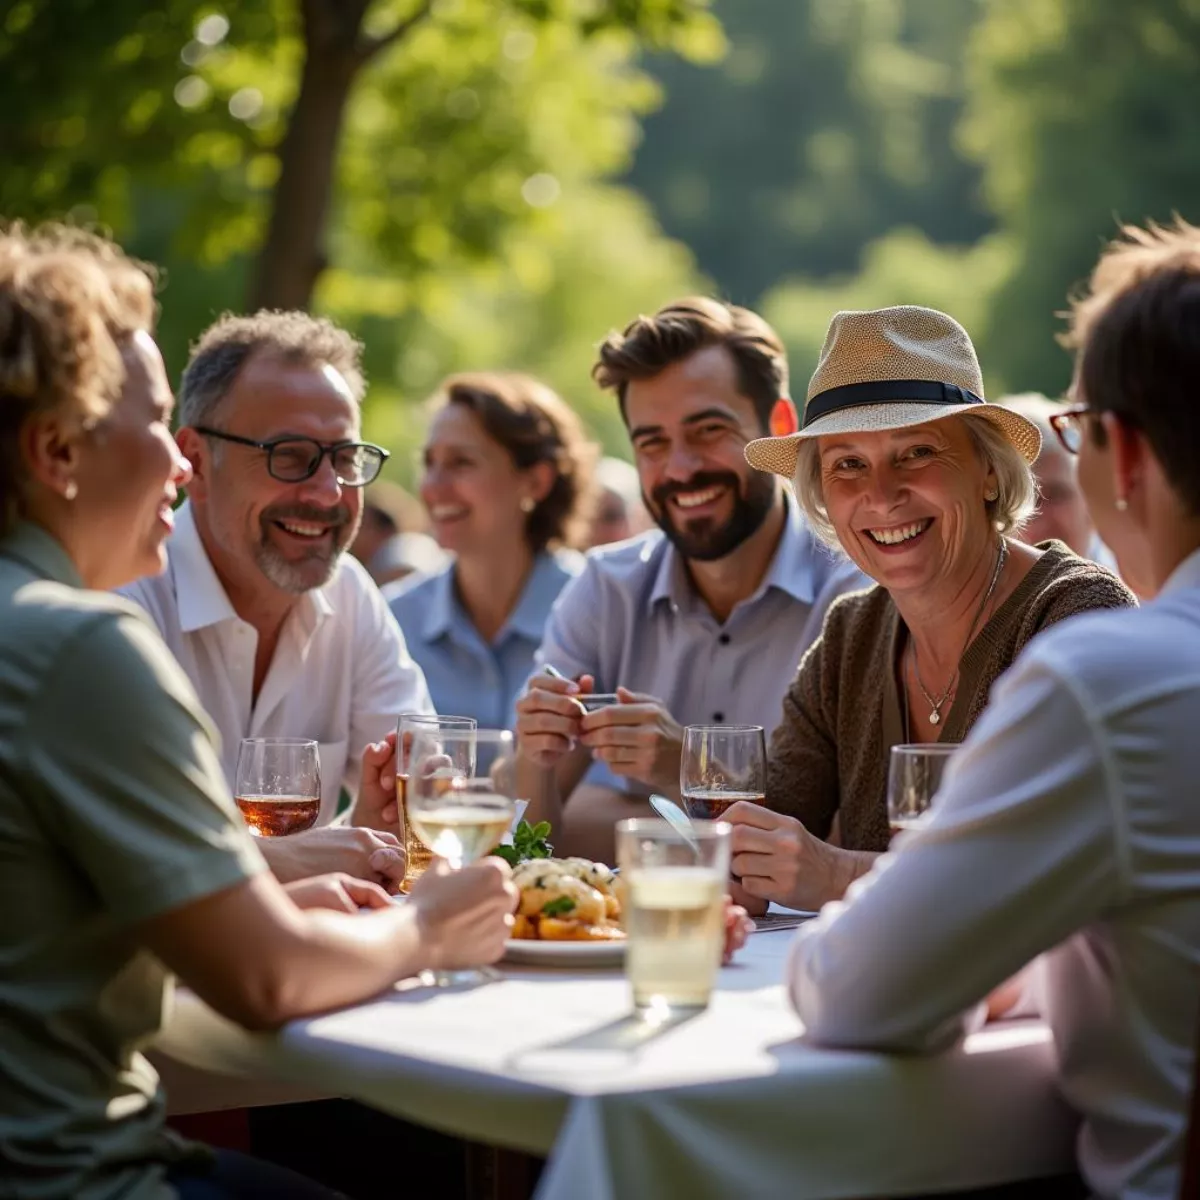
[389,549,583,729]
[536,496,870,792]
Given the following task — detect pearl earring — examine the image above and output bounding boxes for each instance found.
[984,489,998,502]
[520,497,535,514]
[63,481,78,501]
[1115,497,1129,512]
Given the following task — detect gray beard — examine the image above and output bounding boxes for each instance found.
[254,538,343,594]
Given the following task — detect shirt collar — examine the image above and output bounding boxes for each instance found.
[650,492,822,611]
[172,501,333,636]
[1159,545,1200,599]
[422,550,577,644]
[1,520,84,588]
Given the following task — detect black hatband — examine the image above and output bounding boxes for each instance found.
[802,379,984,428]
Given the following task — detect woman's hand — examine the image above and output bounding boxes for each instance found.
[723,801,870,912]
[284,872,392,913]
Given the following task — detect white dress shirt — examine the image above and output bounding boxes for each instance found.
[120,503,433,823]
[788,548,1200,1200]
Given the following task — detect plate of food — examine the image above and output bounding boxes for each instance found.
[503,850,626,967]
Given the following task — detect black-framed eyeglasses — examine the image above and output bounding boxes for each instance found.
[194,427,389,486]
[1048,405,1094,456]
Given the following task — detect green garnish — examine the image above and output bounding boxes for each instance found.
[541,895,577,917]
[490,819,553,867]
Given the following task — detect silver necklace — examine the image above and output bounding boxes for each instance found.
[908,538,1008,726]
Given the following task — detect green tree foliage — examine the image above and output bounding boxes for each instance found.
[963,0,1200,393]
[0,0,715,475]
[626,0,990,304]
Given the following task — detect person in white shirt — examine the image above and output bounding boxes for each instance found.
[787,218,1200,1198]
[122,310,433,888]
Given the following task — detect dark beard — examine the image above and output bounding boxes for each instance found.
[648,470,777,563]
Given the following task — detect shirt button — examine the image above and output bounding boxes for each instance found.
[718,633,731,645]
[713,711,725,723]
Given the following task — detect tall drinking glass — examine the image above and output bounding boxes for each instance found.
[887,743,957,835]
[680,724,766,820]
[407,729,518,987]
[616,817,731,1018]
[396,713,476,894]
[234,738,321,837]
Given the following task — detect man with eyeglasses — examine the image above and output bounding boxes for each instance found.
[121,310,433,890]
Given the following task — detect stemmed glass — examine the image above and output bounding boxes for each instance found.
[234,738,321,837]
[406,728,518,987]
[887,744,957,835]
[396,714,476,894]
[680,724,767,820]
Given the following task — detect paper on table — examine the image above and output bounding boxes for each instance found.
[498,799,529,845]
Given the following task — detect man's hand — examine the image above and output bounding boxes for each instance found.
[408,858,518,970]
[260,826,407,893]
[515,672,594,767]
[723,801,871,913]
[577,687,684,795]
[352,733,401,832]
[284,872,392,913]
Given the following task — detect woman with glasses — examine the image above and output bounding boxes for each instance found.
[388,372,598,728]
[0,224,516,1200]
[719,305,1136,917]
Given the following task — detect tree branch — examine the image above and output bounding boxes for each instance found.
[356,0,435,64]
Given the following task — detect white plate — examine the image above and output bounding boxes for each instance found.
[503,938,626,967]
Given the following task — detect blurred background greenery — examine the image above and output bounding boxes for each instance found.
[3,0,1198,485]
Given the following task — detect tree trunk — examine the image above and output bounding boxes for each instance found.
[248,45,359,311]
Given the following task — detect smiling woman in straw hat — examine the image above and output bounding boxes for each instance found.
[720,305,1135,915]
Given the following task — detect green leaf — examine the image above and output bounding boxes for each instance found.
[532,821,552,840]
[541,895,577,916]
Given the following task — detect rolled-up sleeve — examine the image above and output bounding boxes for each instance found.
[788,649,1120,1053]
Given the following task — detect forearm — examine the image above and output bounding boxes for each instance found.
[517,755,563,829]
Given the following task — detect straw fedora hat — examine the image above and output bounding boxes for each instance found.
[745,305,1040,479]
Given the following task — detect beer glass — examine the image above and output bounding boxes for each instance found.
[680,724,766,820]
[617,817,731,1017]
[396,713,475,894]
[408,729,517,987]
[887,743,957,835]
[234,738,321,837]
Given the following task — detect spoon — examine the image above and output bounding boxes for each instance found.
[649,793,702,855]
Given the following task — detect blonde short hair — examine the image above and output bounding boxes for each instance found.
[792,411,1036,550]
[0,223,156,537]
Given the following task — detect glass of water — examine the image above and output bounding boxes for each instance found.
[616,817,731,1019]
[887,743,957,836]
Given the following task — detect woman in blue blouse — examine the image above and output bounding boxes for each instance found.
[388,372,598,726]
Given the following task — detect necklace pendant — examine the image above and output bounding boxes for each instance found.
[929,710,941,726]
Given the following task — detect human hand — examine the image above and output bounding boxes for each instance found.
[722,895,755,964]
[351,732,401,832]
[260,826,407,894]
[515,671,595,768]
[724,801,847,912]
[577,687,684,794]
[284,872,392,913]
[408,858,518,970]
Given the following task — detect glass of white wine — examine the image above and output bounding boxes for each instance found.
[407,728,518,987]
[617,817,731,1019]
[887,743,957,837]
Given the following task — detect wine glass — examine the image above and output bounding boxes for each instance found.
[680,724,766,820]
[396,714,476,894]
[234,738,321,837]
[407,729,518,987]
[887,744,957,836]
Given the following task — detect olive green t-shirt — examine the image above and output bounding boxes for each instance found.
[0,522,267,1200]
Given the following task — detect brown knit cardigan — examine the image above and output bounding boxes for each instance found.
[765,542,1137,852]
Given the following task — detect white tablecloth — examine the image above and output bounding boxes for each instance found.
[155,929,1079,1199]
